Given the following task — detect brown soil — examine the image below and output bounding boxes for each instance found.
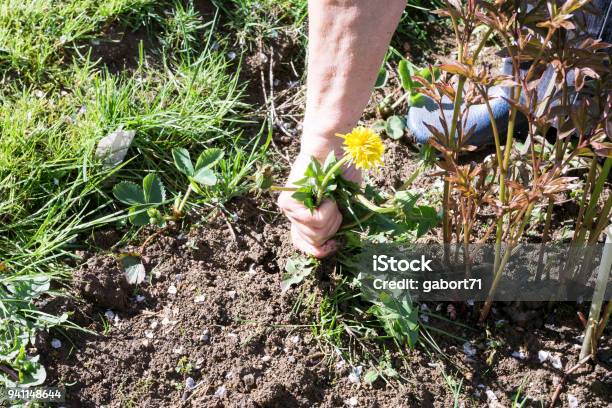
[39,192,611,408]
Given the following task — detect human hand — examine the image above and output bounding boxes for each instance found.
[278,149,361,258]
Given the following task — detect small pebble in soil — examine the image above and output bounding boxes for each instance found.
[248,264,257,275]
[199,329,210,343]
[261,355,271,363]
[567,394,578,408]
[194,294,206,304]
[538,350,550,363]
[185,377,196,390]
[168,285,177,295]
[348,366,362,384]
[144,330,154,339]
[214,385,227,398]
[290,335,300,344]
[175,274,183,282]
[227,52,237,60]
[150,320,159,330]
[242,374,255,388]
[51,338,62,349]
[172,346,184,355]
[227,290,237,299]
[420,314,429,323]
[135,295,145,303]
[288,356,296,363]
[345,396,358,406]
[104,310,115,320]
[511,351,526,360]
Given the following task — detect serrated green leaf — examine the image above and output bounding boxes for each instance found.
[113,182,145,205]
[128,207,149,226]
[143,174,165,204]
[385,116,405,140]
[195,148,224,170]
[191,167,217,186]
[172,147,194,176]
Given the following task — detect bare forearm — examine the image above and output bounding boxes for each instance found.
[302,0,406,157]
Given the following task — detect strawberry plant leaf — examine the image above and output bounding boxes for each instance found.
[128,207,149,226]
[143,174,165,204]
[113,181,145,205]
[120,255,146,285]
[172,147,194,176]
[195,148,224,170]
[192,167,217,186]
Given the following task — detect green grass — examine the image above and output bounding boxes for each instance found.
[0,0,262,387]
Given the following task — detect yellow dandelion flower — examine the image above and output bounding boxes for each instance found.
[338,127,385,170]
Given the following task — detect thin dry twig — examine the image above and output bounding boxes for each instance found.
[548,354,592,408]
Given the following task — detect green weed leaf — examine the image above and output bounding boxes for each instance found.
[398,59,413,92]
[192,167,217,186]
[113,182,145,205]
[281,256,315,293]
[364,370,379,384]
[375,66,388,88]
[172,147,194,176]
[195,148,224,170]
[385,116,405,140]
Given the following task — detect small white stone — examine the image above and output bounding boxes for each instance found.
[485,389,498,401]
[51,338,62,349]
[150,320,159,330]
[538,350,550,363]
[200,329,210,342]
[135,295,145,303]
[194,294,206,304]
[345,396,358,406]
[420,314,429,323]
[168,285,177,295]
[104,310,115,320]
[261,355,271,363]
[228,333,238,339]
[290,335,300,344]
[214,385,227,398]
[549,355,563,370]
[227,52,237,60]
[420,303,429,311]
[248,264,257,274]
[348,366,362,384]
[227,290,237,299]
[144,330,154,339]
[511,351,526,360]
[567,394,578,408]
[185,377,196,390]
[172,346,184,355]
